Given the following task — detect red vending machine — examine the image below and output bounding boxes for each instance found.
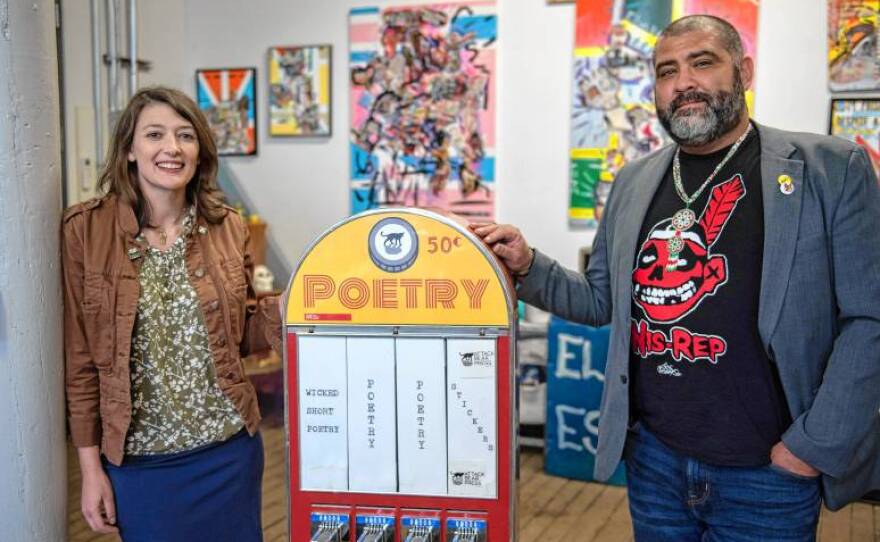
[283,209,518,542]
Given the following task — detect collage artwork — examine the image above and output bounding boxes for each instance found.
[349,1,497,219]
[830,98,880,178]
[268,45,332,136]
[828,0,880,92]
[196,67,258,156]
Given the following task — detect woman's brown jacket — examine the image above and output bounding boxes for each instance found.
[62,194,281,465]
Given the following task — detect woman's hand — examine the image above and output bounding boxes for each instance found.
[77,446,118,534]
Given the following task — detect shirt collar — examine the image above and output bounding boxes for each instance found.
[116,194,208,239]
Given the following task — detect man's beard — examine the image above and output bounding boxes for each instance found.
[656,70,745,147]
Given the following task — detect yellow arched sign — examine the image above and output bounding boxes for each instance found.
[285,210,513,327]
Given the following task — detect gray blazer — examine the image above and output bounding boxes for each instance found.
[519,123,880,510]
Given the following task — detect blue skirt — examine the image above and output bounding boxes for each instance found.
[104,429,264,542]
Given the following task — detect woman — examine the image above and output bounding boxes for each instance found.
[62,86,281,541]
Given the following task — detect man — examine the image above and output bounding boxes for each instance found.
[475,15,880,541]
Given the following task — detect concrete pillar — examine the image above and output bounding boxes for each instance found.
[0,0,67,540]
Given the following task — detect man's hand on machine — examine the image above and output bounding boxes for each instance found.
[470,222,535,277]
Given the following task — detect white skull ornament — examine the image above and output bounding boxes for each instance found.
[253,264,275,293]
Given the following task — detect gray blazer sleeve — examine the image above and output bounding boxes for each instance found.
[516,204,614,327]
[782,147,880,478]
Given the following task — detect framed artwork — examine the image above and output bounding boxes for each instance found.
[195,67,258,156]
[268,45,332,136]
[567,0,760,228]
[828,0,880,91]
[349,1,497,219]
[829,98,880,177]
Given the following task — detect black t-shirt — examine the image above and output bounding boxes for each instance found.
[628,127,792,466]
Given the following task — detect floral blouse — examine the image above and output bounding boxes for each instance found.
[125,208,243,455]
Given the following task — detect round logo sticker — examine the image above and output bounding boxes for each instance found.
[368,217,419,272]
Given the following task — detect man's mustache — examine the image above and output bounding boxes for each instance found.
[669,91,714,114]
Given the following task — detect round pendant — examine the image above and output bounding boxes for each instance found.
[667,235,684,255]
[671,208,696,231]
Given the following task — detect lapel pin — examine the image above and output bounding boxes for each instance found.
[777,174,795,195]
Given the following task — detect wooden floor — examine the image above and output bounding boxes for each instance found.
[68,426,880,541]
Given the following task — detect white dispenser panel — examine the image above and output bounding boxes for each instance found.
[446,339,497,498]
[298,336,349,491]
[396,338,448,495]
[347,337,398,492]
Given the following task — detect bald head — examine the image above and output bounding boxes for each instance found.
[657,15,744,68]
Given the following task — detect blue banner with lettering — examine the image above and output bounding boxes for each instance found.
[545,316,626,486]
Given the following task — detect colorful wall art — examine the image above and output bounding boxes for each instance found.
[830,98,880,179]
[828,1,880,91]
[196,67,258,156]
[268,45,332,136]
[349,2,497,219]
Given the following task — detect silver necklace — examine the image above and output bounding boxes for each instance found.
[666,123,752,271]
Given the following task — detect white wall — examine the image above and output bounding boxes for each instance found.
[498,1,582,268]
[0,1,66,539]
[58,0,834,270]
[753,0,830,134]
[61,0,187,204]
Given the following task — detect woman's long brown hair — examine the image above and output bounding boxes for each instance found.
[97,86,226,226]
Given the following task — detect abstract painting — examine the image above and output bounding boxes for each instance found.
[349,1,497,219]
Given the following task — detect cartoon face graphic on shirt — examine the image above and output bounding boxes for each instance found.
[632,175,746,323]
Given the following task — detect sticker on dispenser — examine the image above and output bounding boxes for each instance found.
[347,337,397,492]
[298,336,348,491]
[446,339,497,498]
[396,338,447,495]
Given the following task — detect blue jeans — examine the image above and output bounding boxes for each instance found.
[624,423,821,542]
